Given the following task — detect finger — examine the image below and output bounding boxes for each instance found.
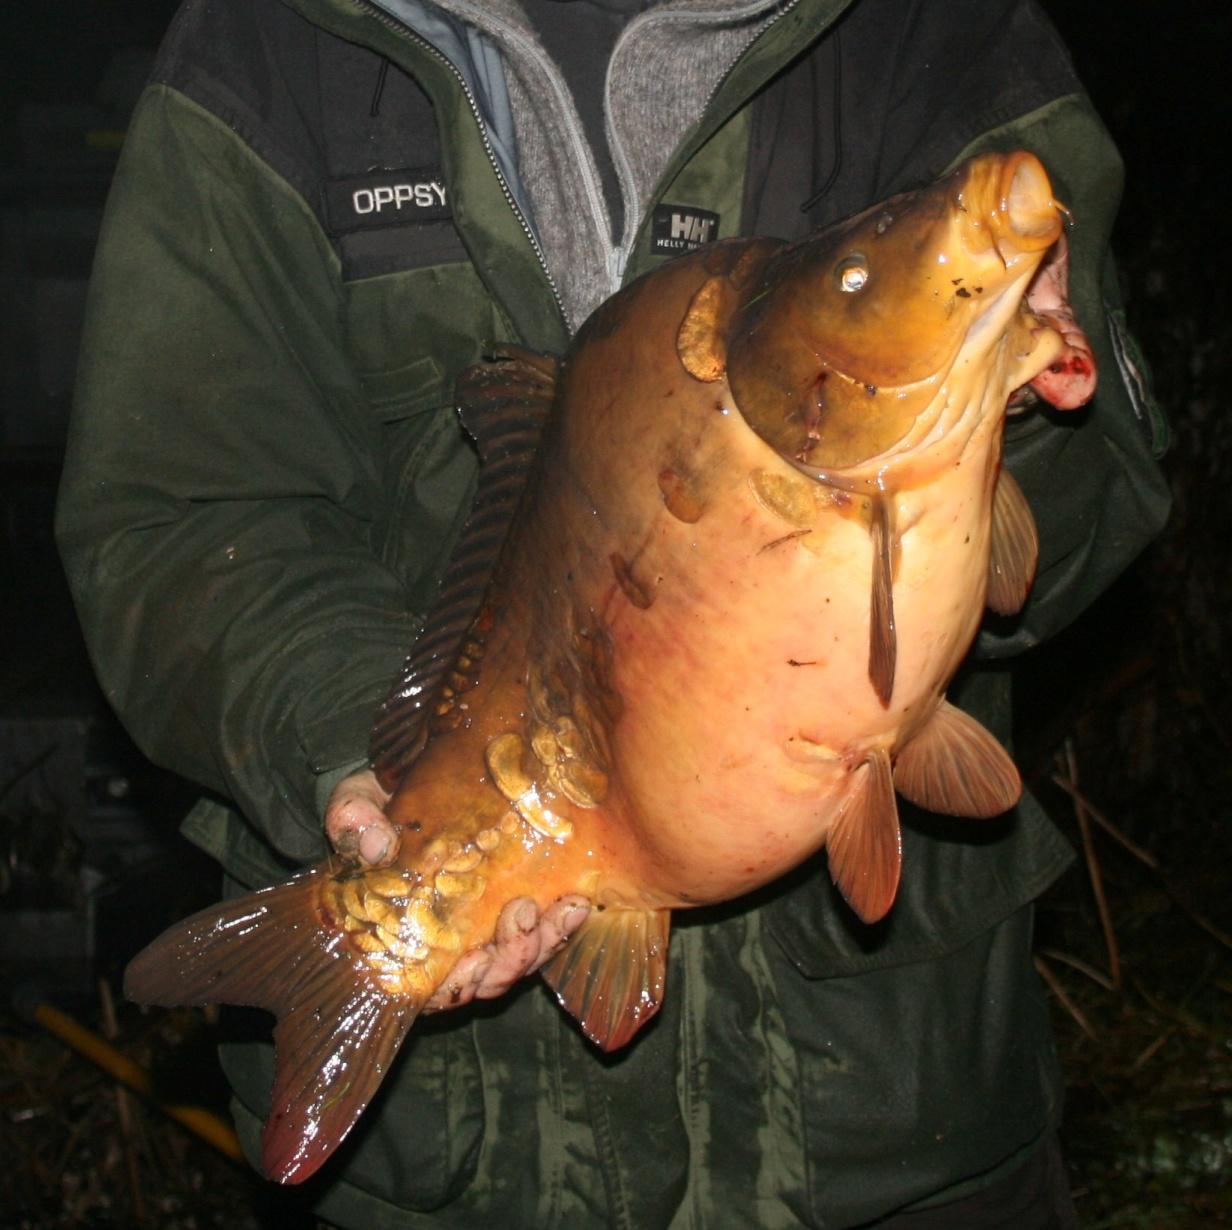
[324,769,398,866]
[525,895,591,974]
[423,900,540,1012]
[420,895,596,1012]
[472,898,544,998]
[423,948,495,1012]
[471,896,592,1000]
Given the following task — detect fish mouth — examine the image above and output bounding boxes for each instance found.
[966,151,1064,268]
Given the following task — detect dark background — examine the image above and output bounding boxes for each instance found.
[1,2,1229,1226]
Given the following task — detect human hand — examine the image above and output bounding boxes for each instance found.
[423,895,591,1011]
[324,768,591,1009]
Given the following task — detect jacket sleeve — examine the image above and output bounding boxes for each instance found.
[56,85,423,864]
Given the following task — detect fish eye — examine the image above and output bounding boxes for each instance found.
[836,255,869,293]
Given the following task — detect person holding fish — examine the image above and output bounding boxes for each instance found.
[57,0,1169,1225]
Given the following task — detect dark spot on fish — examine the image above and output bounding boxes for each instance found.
[952,277,963,285]
[759,528,810,554]
[865,384,877,396]
[964,534,970,544]
[450,986,462,1004]
[974,286,983,293]
[658,467,705,523]
[610,552,655,609]
[787,659,818,667]
[956,287,971,299]
[1051,355,1091,377]
[409,821,422,833]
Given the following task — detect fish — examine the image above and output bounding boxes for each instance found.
[126,150,1085,1184]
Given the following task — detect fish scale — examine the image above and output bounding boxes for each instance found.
[125,150,1088,1185]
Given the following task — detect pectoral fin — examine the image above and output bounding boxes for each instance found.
[868,495,897,706]
[986,469,1038,616]
[825,748,901,923]
[893,699,1021,817]
[540,907,671,1051]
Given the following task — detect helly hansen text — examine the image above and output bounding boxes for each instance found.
[651,204,720,256]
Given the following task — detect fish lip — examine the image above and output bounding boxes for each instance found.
[989,152,1064,265]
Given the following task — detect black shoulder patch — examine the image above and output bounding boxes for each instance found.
[650,204,720,256]
[325,166,451,235]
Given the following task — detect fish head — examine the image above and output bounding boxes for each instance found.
[726,151,1068,475]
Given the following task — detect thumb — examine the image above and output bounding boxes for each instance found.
[324,767,398,866]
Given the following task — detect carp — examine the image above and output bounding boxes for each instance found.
[127,150,1090,1183]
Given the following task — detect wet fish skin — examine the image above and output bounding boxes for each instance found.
[125,151,1078,1184]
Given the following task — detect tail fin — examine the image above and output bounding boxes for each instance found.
[125,868,420,1184]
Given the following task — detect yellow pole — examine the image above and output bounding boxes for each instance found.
[33,1001,245,1164]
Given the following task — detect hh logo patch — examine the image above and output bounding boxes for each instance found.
[326,166,451,234]
[651,205,720,255]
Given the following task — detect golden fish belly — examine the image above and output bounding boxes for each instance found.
[504,275,1005,904]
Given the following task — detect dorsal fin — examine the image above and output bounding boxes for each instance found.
[986,468,1039,615]
[369,346,557,791]
[539,907,671,1052]
[825,748,901,923]
[893,698,1021,818]
[868,494,897,707]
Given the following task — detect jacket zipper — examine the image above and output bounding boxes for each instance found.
[349,0,568,326]
[607,0,806,291]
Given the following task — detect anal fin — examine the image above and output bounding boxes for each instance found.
[540,907,671,1052]
[987,469,1039,616]
[125,869,420,1184]
[893,699,1022,818]
[825,748,901,923]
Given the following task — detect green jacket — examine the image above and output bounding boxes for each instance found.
[57,0,1169,1224]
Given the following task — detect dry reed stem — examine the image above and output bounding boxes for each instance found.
[1037,946,1117,991]
[1049,768,1232,955]
[1034,953,1099,1040]
[1059,741,1122,990]
[100,977,147,1224]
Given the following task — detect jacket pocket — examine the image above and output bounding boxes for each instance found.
[357,353,445,422]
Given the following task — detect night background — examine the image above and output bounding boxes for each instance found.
[1,2,1228,1226]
